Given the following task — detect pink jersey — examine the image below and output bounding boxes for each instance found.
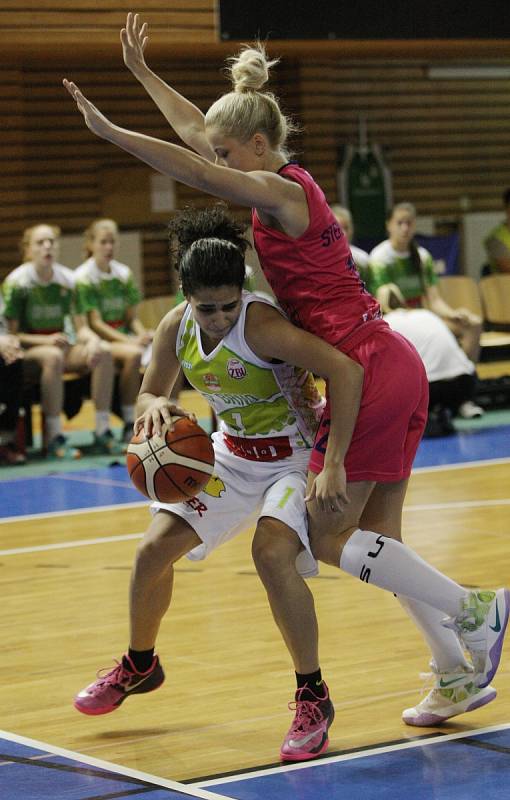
[252,163,382,348]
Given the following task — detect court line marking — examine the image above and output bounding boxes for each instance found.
[0,501,149,525]
[48,473,134,489]
[0,532,144,556]
[1,495,510,557]
[414,456,510,473]
[0,729,235,800]
[0,456,508,525]
[405,498,510,512]
[193,721,510,787]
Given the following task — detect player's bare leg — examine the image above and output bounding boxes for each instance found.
[253,517,319,674]
[110,341,143,441]
[129,511,201,649]
[252,517,334,761]
[74,511,200,715]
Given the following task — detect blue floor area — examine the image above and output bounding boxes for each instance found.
[204,727,510,800]
[414,423,510,468]
[0,737,222,800]
[0,465,144,519]
[1,425,509,520]
[4,726,510,800]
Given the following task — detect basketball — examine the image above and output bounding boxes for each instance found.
[126,417,215,503]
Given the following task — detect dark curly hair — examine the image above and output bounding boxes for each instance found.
[168,205,249,296]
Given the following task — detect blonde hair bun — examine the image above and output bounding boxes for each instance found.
[228,43,279,93]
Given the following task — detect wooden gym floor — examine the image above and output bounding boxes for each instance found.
[0,395,509,798]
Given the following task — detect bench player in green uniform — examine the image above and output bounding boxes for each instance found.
[75,218,153,442]
[3,224,122,458]
[369,203,483,374]
[484,188,510,274]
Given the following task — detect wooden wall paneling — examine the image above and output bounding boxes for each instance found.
[142,232,176,298]
[298,60,510,221]
[0,1,218,62]
[2,51,510,285]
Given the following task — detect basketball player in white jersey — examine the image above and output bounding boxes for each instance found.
[73,205,365,762]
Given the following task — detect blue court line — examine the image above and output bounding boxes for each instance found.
[0,730,234,800]
[198,723,510,800]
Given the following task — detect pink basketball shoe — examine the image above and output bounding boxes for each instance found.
[74,654,164,715]
[280,683,335,761]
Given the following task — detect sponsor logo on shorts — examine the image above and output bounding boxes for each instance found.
[203,475,226,498]
[185,497,208,517]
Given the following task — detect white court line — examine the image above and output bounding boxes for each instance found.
[405,497,510,512]
[1,496,510,557]
[194,721,510,788]
[414,455,510,473]
[0,456,508,525]
[0,501,148,525]
[0,532,144,556]
[48,473,134,489]
[0,728,235,800]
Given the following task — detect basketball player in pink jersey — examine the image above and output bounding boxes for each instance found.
[64,12,508,734]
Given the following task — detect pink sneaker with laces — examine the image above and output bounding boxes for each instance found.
[280,682,335,761]
[74,654,165,715]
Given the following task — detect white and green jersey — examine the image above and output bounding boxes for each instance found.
[74,258,141,333]
[3,262,75,334]
[176,292,324,459]
[368,239,437,307]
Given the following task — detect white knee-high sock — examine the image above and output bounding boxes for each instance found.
[340,529,466,617]
[397,595,470,672]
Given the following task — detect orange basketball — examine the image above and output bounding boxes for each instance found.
[126,417,215,503]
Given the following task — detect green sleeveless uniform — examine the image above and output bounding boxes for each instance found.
[3,262,75,335]
[368,239,437,307]
[74,258,141,334]
[176,291,323,459]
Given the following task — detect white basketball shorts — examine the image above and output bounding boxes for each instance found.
[151,432,318,578]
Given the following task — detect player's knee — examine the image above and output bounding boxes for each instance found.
[44,346,65,372]
[135,533,179,571]
[125,347,142,368]
[97,345,113,366]
[308,526,331,564]
[252,528,295,581]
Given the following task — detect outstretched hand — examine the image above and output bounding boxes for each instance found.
[121,12,149,74]
[62,79,113,140]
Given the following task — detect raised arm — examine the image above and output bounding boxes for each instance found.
[121,12,214,161]
[63,80,304,221]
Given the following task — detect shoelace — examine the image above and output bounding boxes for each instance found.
[417,664,475,698]
[90,660,133,695]
[416,671,436,698]
[287,698,325,734]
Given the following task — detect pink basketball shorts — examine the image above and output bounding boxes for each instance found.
[309,325,428,482]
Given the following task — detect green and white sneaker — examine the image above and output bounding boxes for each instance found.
[47,434,81,460]
[445,589,510,688]
[402,663,496,727]
[91,429,125,456]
